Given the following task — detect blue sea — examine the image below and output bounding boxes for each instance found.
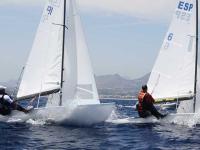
[0,99,200,150]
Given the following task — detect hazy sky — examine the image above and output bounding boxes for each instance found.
[0,0,186,82]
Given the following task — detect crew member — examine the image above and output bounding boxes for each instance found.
[0,86,32,116]
[137,85,165,119]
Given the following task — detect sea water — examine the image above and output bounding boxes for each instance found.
[0,99,200,149]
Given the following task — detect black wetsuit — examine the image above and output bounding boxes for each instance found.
[0,94,27,116]
[0,95,12,115]
[142,101,164,119]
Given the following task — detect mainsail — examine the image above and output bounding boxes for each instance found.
[17,0,100,105]
[17,0,64,99]
[148,0,197,103]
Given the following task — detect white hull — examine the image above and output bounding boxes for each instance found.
[0,103,115,126]
[30,103,115,126]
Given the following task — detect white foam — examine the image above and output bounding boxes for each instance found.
[26,119,46,125]
[107,116,160,124]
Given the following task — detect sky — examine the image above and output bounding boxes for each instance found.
[0,0,187,82]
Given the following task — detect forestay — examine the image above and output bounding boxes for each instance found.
[17,0,65,99]
[148,0,197,101]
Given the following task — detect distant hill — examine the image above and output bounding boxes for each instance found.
[0,73,150,99]
[95,73,150,99]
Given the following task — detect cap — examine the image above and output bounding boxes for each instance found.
[0,86,7,90]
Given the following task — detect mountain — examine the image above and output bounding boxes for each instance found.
[0,73,150,99]
[95,73,150,99]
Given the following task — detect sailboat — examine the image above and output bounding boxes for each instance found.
[148,0,199,120]
[15,0,115,125]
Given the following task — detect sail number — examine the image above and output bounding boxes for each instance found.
[47,6,54,15]
[178,1,193,12]
[175,1,193,22]
[167,33,173,41]
[176,10,191,21]
[164,33,174,50]
[42,0,61,22]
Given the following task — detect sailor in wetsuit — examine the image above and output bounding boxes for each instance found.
[137,85,165,119]
[0,86,31,116]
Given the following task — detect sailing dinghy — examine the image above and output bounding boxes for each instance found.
[111,0,200,125]
[147,0,200,124]
[15,0,114,125]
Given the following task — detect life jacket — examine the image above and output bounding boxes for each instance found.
[137,90,146,112]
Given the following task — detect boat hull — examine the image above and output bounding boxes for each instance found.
[30,103,115,126]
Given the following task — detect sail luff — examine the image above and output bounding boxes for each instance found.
[193,0,199,112]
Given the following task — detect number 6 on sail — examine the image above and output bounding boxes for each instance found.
[148,0,199,123]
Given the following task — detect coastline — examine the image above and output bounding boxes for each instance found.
[100,98,136,101]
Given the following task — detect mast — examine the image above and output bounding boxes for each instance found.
[60,0,67,106]
[193,0,199,113]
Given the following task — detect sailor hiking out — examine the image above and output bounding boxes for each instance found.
[0,86,32,116]
[137,85,166,119]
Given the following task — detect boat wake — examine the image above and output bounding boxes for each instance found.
[107,117,159,124]
[0,103,115,126]
[0,103,199,128]
[106,109,200,127]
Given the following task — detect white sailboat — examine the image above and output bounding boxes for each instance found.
[16,0,114,125]
[148,0,199,122]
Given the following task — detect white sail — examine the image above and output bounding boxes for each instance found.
[58,0,78,105]
[14,0,114,125]
[61,0,100,105]
[73,0,99,104]
[178,65,200,113]
[148,0,196,100]
[44,0,100,106]
[17,0,64,99]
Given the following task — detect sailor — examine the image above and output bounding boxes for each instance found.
[137,85,166,119]
[0,86,32,116]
